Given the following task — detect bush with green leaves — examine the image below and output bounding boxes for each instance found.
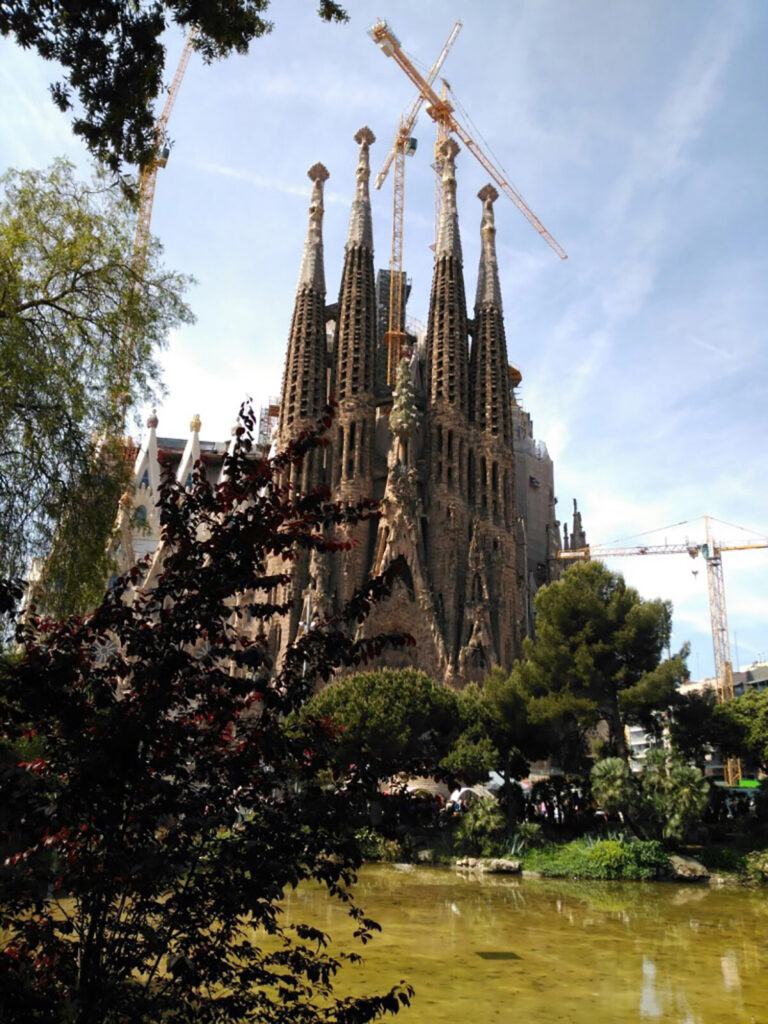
[524,838,670,880]
[591,751,709,843]
[355,828,403,863]
[453,798,507,857]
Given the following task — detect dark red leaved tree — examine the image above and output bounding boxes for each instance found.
[0,402,413,1024]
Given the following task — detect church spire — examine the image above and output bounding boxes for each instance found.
[297,162,329,293]
[475,184,502,309]
[435,138,463,261]
[279,162,330,443]
[334,128,377,402]
[426,137,469,412]
[346,126,374,250]
[470,183,512,444]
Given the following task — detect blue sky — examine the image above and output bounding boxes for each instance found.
[2,0,766,679]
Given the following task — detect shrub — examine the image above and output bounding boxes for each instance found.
[515,821,543,850]
[355,827,402,863]
[453,798,507,857]
[523,838,670,880]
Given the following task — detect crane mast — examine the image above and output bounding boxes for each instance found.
[370,20,462,384]
[114,27,197,428]
[559,523,768,785]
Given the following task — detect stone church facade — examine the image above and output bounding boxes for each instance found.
[114,127,584,688]
[267,128,568,686]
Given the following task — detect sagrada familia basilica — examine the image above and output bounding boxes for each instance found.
[115,127,587,686]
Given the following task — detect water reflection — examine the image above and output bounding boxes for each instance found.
[282,867,768,1024]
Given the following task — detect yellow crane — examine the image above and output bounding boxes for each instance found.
[369,18,568,261]
[114,27,198,428]
[558,516,768,784]
[370,19,462,384]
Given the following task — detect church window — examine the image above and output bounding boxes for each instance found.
[347,422,356,479]
[139,468,150,489]
[185,473,194,491]
[467,449,475,503]
[336,427,344,486]
[471,648,485,669]
[481,457,488,512]
[134,505,148,528]
[359,420,366,473]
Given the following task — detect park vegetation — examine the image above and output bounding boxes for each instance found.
[298,564,768,882]
[0,0,349,174]
[0,405,415,1023]
[0,158,193,617]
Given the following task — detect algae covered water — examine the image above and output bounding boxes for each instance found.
[283,864,768,1024]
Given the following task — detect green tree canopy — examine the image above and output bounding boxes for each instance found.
[299,668,460,785]
[514,562,686,761]
[0,158,192,606]
[443,670,553,786]
[0,1,348,173]
[591,751,709,843]
[713,688,768,772]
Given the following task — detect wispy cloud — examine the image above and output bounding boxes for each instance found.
[195,161,350,206]
[607,12,743,225]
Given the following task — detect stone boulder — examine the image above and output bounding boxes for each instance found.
[668,854,710,881]
[453,857,521,874]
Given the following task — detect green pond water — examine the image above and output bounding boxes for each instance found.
[282,865,768,1024]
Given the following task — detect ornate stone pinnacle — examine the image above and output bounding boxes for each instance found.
[438,137,460,163]
[307,162,329,184]
[478,184,499,205]
[190,414,201,433]
[354,126,375,147]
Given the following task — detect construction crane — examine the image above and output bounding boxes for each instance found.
[113,27,198,429]
[368,18,568,263]
[371,19,462,384]
[558,516,768,784]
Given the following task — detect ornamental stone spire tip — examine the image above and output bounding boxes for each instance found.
[475,182,502,310]
[297,163,329,293]
[346,127,375,250]
[435,138,462,261]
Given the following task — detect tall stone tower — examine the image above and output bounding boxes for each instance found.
[329,127,378,605]
[463,183,520,672]
[423,139,474,670]
[271,162,331,658]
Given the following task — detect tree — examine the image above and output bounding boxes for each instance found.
[299,668,459,787]
[591,752,709,843]
[668,688,719,767]
[0,0,349,174]
[590,756,635,820]
[0,159,192,610]
[0,404,414,1023]
[713,688,768,773]
[443,672,549,785]
[514,562,686,761]
[639,749,709,842]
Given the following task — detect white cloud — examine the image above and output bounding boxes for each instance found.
[195,161,350,206]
